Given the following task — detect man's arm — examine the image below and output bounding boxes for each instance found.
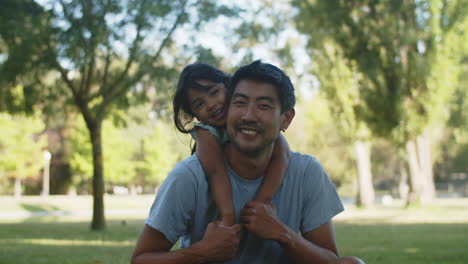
[278,221,339,263]
[241,201,339,264]
[131,223,241,264]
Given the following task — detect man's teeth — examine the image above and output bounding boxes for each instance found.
[241,129,257,135]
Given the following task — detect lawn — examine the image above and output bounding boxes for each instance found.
[1,196,467,264]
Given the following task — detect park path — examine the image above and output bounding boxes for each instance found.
[0,208,148,221]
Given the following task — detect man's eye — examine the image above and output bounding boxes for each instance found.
[259,104,272,109]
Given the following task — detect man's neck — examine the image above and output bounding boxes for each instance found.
[225,144,274,180]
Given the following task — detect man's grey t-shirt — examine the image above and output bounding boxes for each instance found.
[145,152,344,263]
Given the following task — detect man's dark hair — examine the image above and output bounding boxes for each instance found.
[230,60,295,112]
[173,63,231,133]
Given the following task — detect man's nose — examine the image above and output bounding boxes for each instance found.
[241,104,257,121]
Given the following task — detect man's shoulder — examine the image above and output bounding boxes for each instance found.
[286,151,330,187]
[165,154,206,184]
[290,152,324,173]
[174,154,202,169]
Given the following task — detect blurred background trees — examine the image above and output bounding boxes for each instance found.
[1,0,236,230]
[1,0,467,229]
[292,0,468,205]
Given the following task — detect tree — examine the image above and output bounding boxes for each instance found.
[312,42,375,206]
[0,0,53,114]
[287,94,357,190]
[435,54,468,180]
[0,109,46,196]
[1,0,237,230]
[293,0,468,205]
[69,116,136,193]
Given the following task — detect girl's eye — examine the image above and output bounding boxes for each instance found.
[193,102,203,110]
[210,89,219,96]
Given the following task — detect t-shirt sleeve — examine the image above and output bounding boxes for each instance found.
[300,158,344,234]
[190,123,220,141]
[145,162,197,243]
[190,123,229,144]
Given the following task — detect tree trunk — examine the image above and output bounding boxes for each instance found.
[398,163,409,201]
[406,132,435,206]
[89,120,106,230]
[14,177,22,198]
[417,133,435,204]
[354,140,375,207]
[129,184,138,196]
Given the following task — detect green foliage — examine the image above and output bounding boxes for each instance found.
[136,121,183,186]
[293,0,468,144]
[0,112,46,184]
[435,59,468,176]
[287,95,356,186]
[68,111,187,191]
[0,0,54,113]
[311,41,370,141]
[69,116,136,188]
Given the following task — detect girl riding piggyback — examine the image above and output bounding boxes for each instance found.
[172,63,290,226]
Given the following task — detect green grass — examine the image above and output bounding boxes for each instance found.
[0,219,144,264]
[1,196,467,264]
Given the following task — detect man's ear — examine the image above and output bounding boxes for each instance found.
[280,108,295,131]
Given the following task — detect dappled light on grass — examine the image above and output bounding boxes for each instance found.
[3,238,135,247]
[404,248,420,254]
[335,198,468,224]
[1,197,467,264]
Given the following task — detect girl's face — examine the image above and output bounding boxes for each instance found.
[187,79,228,127]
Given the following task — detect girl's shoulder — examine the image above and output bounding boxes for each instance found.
[191,122,229,144]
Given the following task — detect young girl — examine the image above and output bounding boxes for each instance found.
[173,63,291,226]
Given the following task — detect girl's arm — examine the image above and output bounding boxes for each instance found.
[195,128,236,226]
[255,133,291,203]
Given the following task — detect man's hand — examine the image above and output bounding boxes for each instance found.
[240,201,287,241]
[199,221,241,262]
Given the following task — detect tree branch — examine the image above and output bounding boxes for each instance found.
[101,45,112,93]
[104,0,148,98]
[53,59,77,99]
[97,0,189,119]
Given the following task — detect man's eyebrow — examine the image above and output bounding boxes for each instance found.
[231,93,248,99]
[256,96,275,103]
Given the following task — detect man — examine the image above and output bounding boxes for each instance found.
[132,61,364,264]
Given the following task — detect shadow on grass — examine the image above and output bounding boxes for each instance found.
[20,203,62,212]
[16,203,71,223]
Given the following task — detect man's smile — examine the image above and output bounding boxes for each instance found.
[240,128,257,136]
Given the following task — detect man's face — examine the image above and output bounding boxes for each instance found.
[227,79,292,156]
